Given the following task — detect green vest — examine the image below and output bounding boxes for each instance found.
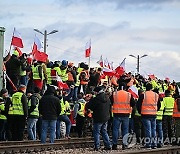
[8,97,13,115]
[20,66,26,76]
[60,68,68,82]
[163,97,175,116]
[135,107,141,117]
[32,64,44,80]
[28,95,39,117]
[60,98,66,115]
[77,102,85,117]
[12,92,24,115]
[0,101,6,120]
[156,101,165,120]
[158,83,164,93]
[46,68,52,84]
[75,74,80,86]
[53,67,61,76]
[163,83,168,91]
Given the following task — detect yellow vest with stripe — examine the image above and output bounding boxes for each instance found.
[32,64,44,80]
[12,92,24,115]
[60,98,66,115]
[28,96,39,117]
[53,67,61,76]
[20,66,26,76]
[0,100,6,120]
[46,68,52,84]
[60,68,68,82]
[156,101,165,120]
[75,73,80,86]
[65,101,71,115]
[163,96,175,116]
[77,102,86,117]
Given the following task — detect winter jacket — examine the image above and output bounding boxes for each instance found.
[39,87,61,120]
[86,92,111,123]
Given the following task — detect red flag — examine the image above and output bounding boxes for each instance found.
[85,39,91,57]
[32,35,42,55]
[11,28,24,48]
[97,55,103,67]
[34,51,48,63]
[14,47,22,57]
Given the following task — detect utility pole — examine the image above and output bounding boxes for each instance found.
[34,29,58,53]
[129,54,148,74]
[0,27,5,89]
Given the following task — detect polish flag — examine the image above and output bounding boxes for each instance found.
[85,39,91,58]
[115,58,126,78]
[11,28,24,48]
[32,35,42,55]
[104,58,110,69]
[128,85,139,99]
[97,55,103,67]
[103,67,115,77]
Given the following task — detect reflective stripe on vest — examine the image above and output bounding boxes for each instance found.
[12,92,24,115]
[77,102,85,117]
[32,65,44,80]
[0,102,6,120]
[173,99,180,118]
[156,101,165,120]
[112,90,131,114]
[60,68,68,82]
[28,96,39,117]
[20,66,26,76]
[46,68,52,84]
[141,91,158,115]
[163,97,175,116]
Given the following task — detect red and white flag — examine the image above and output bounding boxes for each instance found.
[115,58,126,78]
[104,58,110,69]
[103,67,115,77]
[32,35,42,55]
[97,55,103,67]
[11,28,24,48]
[128,85,139,99]
[85,39,91,58]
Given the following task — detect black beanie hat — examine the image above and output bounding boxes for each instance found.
[0,88,8,96]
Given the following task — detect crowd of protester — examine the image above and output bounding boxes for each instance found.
[0,49,179,151]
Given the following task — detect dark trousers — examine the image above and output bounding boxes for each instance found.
[11,115,26,141]
[0,119,7,141]
[76,114,85,138]
[6,115,13,141]
[162,115,175,143]
[134,116,144,143]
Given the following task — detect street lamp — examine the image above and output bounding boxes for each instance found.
[34,29,58,53]
[129,54,148,74]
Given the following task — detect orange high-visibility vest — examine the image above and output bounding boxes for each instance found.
[80,71,89,85]
[112,90,131,114]
[173,98,180,118]
[141,91,158,115]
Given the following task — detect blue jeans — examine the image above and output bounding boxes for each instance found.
[93,122,111,149]
[112,116,129,145]
[27,118,38,140]
[41,120,57,143]
[142,117,157,148]
[56,115,71,139]
[20,75,28,86]
[73,86,78,101]
[156,120,163,145]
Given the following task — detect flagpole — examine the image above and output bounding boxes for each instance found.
[88,55,90,69]
[9,27,15,53]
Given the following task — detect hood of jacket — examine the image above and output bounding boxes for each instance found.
[95,92,107,103]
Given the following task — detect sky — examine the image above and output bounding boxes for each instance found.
[1,0,180,81]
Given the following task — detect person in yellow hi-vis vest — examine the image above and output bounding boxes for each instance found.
[0,97,7,141]
[156,95,165,148]
[56,90,71,139]
[162,90,175,144]
[1,88,13,141]
[73,93,86,138]
[11,85,28,141]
